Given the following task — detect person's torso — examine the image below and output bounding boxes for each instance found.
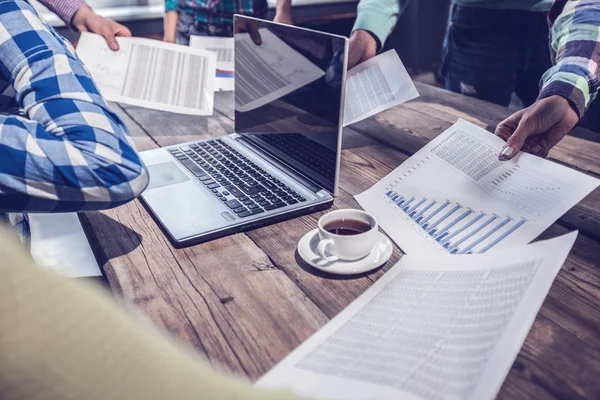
[176,0,268,24]
[454,0,553,12]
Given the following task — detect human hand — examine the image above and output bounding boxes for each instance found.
[235,18,262,45]
[348,29,377,69]
[495,95,579,160]
[72,6,131,51]
[274,10,293,25]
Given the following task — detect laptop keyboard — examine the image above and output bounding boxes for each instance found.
[257,133,337,182]
[168,139,307,218]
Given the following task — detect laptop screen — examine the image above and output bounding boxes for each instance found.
[233,15,347,195]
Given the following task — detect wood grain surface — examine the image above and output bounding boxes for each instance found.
[79,83,600,398]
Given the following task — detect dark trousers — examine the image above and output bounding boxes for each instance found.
[441,3,600,132]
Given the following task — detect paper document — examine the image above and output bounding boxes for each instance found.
[30,213,101,278]
[190,35,234,92]
[235,28,325,112]
[258,232,577,400]
[356,119,599,255]
[76,32,217,115]
[344,50,419,126]
[190,35,234,71]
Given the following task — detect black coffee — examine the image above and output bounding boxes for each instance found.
[323,219,372,236]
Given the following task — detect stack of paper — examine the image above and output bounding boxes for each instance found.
[259,119,598,400]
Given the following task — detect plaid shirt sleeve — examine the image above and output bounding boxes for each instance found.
[538,0,600,118]
[0,0,148,213]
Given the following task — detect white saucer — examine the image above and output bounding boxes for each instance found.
[297,229,394,275]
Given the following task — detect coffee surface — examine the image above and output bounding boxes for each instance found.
[323,219,372,236]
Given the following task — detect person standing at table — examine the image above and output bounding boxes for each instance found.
[163,0,292,45]
[0,0,148,243]
[37,0,131,50]
[348,0,600,159]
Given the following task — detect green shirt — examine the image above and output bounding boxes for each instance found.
[353,0,553,48]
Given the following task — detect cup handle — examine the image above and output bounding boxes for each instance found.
[317,239,338,262]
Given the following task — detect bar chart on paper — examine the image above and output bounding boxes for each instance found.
[383,188,527,254]
[356,119,600,255]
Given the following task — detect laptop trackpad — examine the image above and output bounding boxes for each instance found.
[146,162,190,191]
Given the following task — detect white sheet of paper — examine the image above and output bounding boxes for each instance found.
[29,213,101,278]
[343,50,419,126]
[258,232,578,400]
[189,35,234,71]
[234,28,325,112]
[76,32,217,116]
[216,76,234,91]
[355,119,599,255]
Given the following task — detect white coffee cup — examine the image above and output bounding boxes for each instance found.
[317,209,379,262]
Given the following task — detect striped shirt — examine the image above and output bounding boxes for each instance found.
[0,0,148,239]
[165,0,268,26]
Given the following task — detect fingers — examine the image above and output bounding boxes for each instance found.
[347,47,362,69]
[523,121,571,158]
[115,22,132,37]
[499,116,539,161]
[347,30,377,69]
[101,26,119,51]
[496,96,578,161]
[247,21,262,46]
[495,110,525,160]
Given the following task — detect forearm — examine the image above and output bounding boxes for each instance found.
[352,0,409,48]
[276,0,292,15]
[36,0,86,27]
[538,0,600,118]
[0,1,147,212]
[0,226,307,400]
[164,10,179,41]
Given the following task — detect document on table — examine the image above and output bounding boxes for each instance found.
[189,35,234,92]
[29,213,101,278]
[234,28,325,112]
[76,32,217,115]
[355,119,599,255]
[343,50,419,126]
[258,232,577,400]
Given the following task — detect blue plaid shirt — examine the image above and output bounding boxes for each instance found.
[0,0,149,241]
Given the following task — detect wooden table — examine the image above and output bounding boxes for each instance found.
[82,82,600,399]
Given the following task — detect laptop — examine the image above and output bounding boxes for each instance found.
[139,15,348,247]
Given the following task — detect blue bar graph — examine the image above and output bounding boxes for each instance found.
[414,201,436,220]
[435,210,472,241]
[448,215,498,251]
[477,219,527,253]
[442,213,485,246]
[407,199,426,215]
[427,205,461,234]
[459,217,512,254]
[421,201,451,228]
[402,197,415,211]
[384,190,527,254]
